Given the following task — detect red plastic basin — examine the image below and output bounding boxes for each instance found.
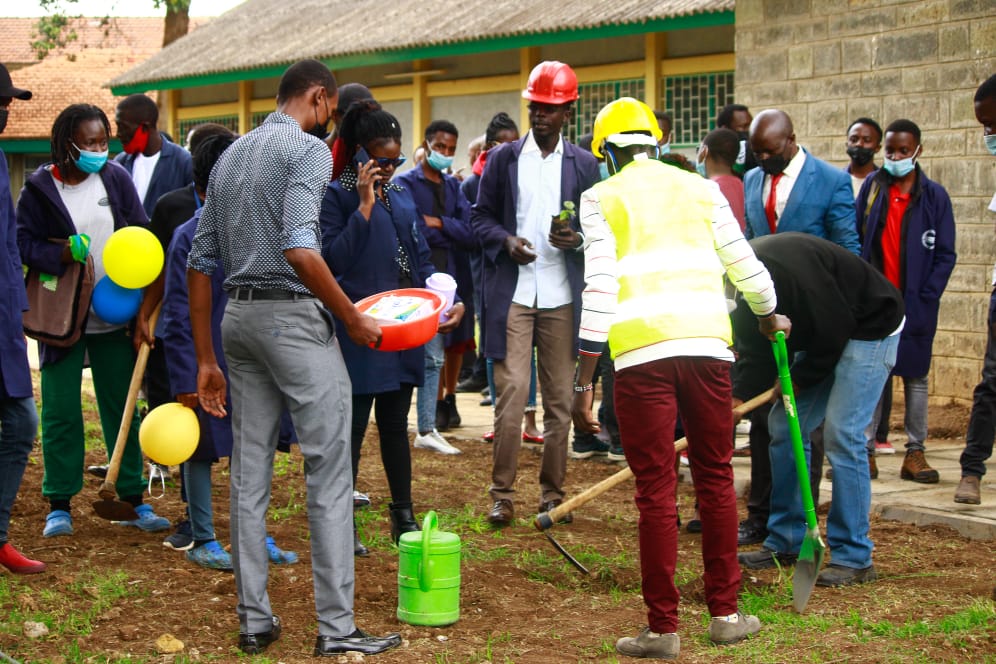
[356,288,445,352]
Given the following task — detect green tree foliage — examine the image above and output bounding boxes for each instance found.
[32,0,191,60]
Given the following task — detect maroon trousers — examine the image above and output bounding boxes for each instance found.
[614,356,741,633]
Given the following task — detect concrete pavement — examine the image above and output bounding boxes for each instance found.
[430,390,996,541]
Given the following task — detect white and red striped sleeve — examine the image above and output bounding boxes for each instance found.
[578,186,618,357]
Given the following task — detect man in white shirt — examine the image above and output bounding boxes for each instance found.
[471,61,599,526]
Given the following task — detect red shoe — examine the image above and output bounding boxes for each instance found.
[522,432,544,444]
[0,542,47,574]
[483,431,495,442]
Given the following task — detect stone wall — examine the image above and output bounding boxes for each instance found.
[735,0,996,405]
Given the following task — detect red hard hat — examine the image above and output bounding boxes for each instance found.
[522,61,579,105]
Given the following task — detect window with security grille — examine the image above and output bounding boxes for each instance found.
[567,79,646,144]
[663,71,735,147]
[176,115,239,142]
[251,111,271,129]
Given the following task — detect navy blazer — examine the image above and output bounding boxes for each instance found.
[470,136,600,360]
[744,148,860,254]
[162,212,233,461]
[394,166,476,345]
[16,161,148,368]
[114,137,193,217]
[0,149,32,399]
[856,166,956,377]
[320,180,436,395]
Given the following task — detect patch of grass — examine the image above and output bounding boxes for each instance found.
[271,451,300,478]
[267,486,305,522]
[0,569,144,663]
[467,630,515,663]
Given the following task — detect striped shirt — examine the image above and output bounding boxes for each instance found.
[188,112,332,293]
[579,175,776,371]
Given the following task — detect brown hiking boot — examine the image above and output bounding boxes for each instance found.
[954,476,981,504]
[900,450,939,483]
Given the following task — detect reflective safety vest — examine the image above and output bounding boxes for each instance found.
[594,158,732,359]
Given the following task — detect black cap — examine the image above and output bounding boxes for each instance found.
[0,64,32,100]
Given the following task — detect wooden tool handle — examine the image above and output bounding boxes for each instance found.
[98,304,160,498]
[539,388,774,528]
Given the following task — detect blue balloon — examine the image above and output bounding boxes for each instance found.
[92,276,142,325]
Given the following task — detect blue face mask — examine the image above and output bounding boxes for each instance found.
[696,161,707,177]
[985,134,996,156]
[883,147,919,178]
[598,162,610,180]
[426,148,454,172]
[659,142,671,155]
[72,143,108,174]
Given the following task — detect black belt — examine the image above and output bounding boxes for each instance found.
[231,288,315,301]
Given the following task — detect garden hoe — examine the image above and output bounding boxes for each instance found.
[92,305,160,521]
[534,387,775,575]
[772,330,825,613]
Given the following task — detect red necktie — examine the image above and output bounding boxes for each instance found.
[765,173,783,234]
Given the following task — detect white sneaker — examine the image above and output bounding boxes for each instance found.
[414,430,462,455]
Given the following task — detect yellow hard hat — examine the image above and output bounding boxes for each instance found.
[591,97,663,158]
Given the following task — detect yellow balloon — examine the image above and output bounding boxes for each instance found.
[103,226,164,289]
[139,403,200,466]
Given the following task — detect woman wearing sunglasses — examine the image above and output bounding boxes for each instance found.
[320,100,463,554]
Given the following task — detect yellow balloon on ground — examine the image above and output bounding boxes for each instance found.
[139,403,200,466]
[103,226,164,289]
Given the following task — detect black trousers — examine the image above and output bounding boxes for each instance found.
[962,288,996,478]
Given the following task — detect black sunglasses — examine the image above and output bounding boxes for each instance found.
[370,155,406,169]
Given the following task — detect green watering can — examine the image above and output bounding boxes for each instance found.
[397,511,461,626]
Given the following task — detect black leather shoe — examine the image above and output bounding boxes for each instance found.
[816,563,877,587]
[444,393,461,427]
[738,547,797,570]
[538,499,572,524]
[314,629,402,656]
[488,499,514,526]
[456,374,488,393]
[738,520,768,546]
[435,399,450,431]
[238,615,281,654]
[389,502,419,544]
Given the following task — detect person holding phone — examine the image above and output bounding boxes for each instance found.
[319,100,464,552]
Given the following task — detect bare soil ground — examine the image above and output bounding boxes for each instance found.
[2,403,994,664]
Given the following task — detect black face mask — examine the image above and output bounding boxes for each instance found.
[307,123,328,139]
[846,145,875,167]
[308,99,330,139]
[0,109,8,135]
[759,153,789,176]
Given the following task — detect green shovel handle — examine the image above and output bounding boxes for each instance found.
[419,510,438,592]
[771,331,819,531]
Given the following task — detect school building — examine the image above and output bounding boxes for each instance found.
[7,0,996,406]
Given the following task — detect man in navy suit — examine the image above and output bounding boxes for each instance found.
[472,61,599,526]
[743,109,860,254]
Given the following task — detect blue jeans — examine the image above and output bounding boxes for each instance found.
[184,459,215,542]
[416,333,446,433]
[0,397,39,544]
[765,334,898,569]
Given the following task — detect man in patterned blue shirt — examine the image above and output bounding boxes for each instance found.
[187,59,399,658]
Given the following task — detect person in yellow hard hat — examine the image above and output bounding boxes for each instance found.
[571,97,789,659]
